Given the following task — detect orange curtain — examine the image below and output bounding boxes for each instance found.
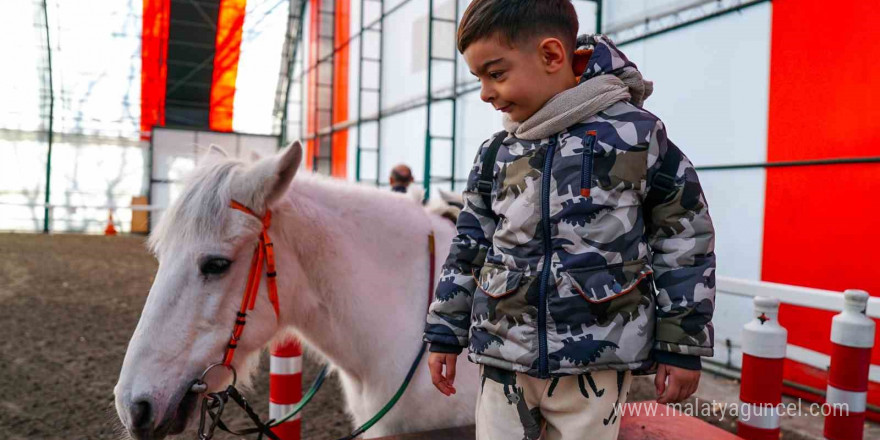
[140,0,170,140]
[209,0,247,132]
[331,0,350,177]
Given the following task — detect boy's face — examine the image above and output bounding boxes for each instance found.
[464,35,571,123]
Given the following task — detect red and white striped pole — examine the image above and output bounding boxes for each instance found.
[738,296,787,440]
[824,289,874,440]
[270,338,303,440]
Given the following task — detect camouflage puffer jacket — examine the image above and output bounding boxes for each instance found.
[423,39,716,378]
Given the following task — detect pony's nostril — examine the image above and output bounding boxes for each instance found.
[130,399,153,430]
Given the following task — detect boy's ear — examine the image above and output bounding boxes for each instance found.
[235,141,303,210]
[538,37,568,73]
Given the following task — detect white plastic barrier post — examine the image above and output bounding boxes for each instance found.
[824,290,875,440]
[270,338,303,440]
[738,297,787,440]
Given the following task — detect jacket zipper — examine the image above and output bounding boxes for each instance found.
[538,135,557,378]
[581,131,597,197]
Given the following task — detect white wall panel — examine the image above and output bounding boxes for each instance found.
[573,0,599,35]
[699,167,768,366]
[346,127,359,180]
[698,168,765,281]
[620,3,771,167]
[246,135,281,158]
[454,90,501,189]
[380,107,427,184]
[383,0,429,109]
[196,132,237,159]
[710,291,753,368]
[356,122,380,182]
[604,0,712,31]
[153,129,198,180]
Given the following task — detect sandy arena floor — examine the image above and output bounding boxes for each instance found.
[0,233,350,440]
[4,232,857,440]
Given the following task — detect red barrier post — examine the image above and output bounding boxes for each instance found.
[824,290,874,440]
[270,338,303,440]
[738,297,787,439]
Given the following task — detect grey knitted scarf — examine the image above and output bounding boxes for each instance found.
[502,68,653,141]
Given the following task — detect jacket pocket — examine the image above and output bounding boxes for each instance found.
[580,130,597,198]
[475,262,526,299]
[561,259,653,304]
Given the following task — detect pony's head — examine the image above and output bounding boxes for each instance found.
[114,142,302,440]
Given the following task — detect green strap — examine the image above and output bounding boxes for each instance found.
[268,342,427,438]
[268,365,330,426]
[336,342,428,440]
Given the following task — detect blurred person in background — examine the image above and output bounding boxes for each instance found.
[389,164,414,193]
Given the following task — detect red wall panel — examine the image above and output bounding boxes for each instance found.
[766,1,880,162]
[764,0,880,410]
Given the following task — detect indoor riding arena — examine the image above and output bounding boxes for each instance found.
[0,233,352,440]
[2,1,879,440]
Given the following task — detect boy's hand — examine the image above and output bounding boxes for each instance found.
[655,363,700,404]
[428,352,458,396]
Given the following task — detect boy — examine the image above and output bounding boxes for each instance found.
[422,1,716,439]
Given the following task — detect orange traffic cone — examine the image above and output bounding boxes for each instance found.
[104,212,117,236]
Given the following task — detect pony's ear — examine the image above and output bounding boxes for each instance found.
[236,141,302,211]
[270,141,303,202]
[243,141,303,209]
[208,144,229,157]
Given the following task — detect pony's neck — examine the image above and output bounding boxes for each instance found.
[271,176,432,386]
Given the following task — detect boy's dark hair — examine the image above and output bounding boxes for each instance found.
[457,0,578,54]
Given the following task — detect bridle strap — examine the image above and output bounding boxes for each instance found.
[199,201,439,440]
[222,200,281,367]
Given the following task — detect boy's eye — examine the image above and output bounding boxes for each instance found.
[489,71,504,80]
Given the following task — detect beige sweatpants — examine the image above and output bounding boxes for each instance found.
[475,366,633,440]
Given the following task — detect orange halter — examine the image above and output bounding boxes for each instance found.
[222,200,281,366]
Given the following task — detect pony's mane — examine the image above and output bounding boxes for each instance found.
[148,157,243,255]
[147,154,425,255]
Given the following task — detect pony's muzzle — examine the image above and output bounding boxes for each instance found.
[129,396,155,436]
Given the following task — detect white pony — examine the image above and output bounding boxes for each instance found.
[114,142,478,439]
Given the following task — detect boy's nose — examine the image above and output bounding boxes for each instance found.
[480,84,495,103]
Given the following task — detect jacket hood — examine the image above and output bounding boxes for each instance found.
[502,35,653,140]
[577,34,653,106]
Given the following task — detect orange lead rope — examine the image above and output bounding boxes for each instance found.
[223,200,281,367]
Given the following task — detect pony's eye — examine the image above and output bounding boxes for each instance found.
[200,258,232,276]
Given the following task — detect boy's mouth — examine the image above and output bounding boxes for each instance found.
[495,104,513,113]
